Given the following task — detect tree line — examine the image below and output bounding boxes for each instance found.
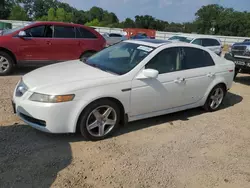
[1,0,250,37]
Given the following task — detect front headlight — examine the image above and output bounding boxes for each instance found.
[29,93,75,103]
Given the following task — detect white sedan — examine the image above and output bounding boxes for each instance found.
[12,39,235,141]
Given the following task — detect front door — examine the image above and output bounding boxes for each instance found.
[130,47,185,117]
[15,25,51,61]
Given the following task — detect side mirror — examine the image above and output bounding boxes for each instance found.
[136,69,159,79]
[17,31,27,37]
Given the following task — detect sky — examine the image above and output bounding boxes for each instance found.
[61,0,250,23]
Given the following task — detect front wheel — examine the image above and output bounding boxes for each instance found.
[203,85,226,112]
[78,99,121,141]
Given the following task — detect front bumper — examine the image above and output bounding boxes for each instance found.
[12,92,83,134]
[224,53,250,71]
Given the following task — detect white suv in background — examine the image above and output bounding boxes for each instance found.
[168,35,223,56]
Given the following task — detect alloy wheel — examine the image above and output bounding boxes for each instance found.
[209,87,224,110]
[86,105,117,137]
[0,56,9,73]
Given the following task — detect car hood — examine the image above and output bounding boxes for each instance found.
[232,42,250,46]
[23,60,116,92]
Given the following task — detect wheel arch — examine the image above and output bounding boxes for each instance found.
[75,97,127,133]
[79,50,97,58]
[0,47,17,64]
[203,79,228,105]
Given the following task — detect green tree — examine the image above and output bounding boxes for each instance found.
[195,4,224,34]
[8,5,29,20]
[85,18,100,26]
[87,6,104,22]
[38,8,73,22]
[0,0,16,19]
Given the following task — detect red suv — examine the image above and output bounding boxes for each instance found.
[0,22,106,75]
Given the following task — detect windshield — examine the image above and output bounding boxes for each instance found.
[85,42,155,75]
[168,36,193,43]
[2,23,32,36]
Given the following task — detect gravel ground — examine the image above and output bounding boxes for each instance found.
[1,68,250,188]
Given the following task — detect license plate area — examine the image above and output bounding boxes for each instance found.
[235,61,246,66]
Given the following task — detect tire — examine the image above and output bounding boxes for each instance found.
[234,68,239,80]
[203,84,226,112]
[0,51,14,76]
[78,99,121,141]
[80,52,95,61]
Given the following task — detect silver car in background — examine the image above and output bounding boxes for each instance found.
[168,35,223,56]
[102,33,127,47]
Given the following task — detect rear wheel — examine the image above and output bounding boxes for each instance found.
[78,99,121,141]
[0,51,14,76]
[203,84,226,112]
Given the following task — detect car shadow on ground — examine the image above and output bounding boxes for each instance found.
[0,124,82,187]
[114,92,243,138]
[235,74,250,86]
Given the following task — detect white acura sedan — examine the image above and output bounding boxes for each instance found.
[12,39,235,141]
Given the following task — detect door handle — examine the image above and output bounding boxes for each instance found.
[207,73,215,77]
[174,78,185,84]
[46,41,52,45]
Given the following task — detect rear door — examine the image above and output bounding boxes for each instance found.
[75,26,99,54]
[50,25,79,61]
[178,47,216,105]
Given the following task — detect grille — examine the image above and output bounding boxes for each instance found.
[232,45,247,56]
[19,113,46,127]
[232,45,246,51]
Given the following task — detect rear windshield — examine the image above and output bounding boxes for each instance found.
[168,36,193,43]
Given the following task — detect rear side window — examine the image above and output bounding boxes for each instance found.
[54,26,75,38]
[109,33,122,37]
[181,47,215,69]
[202,39,220,47]
[76,27,97,39]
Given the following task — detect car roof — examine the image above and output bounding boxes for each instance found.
[171,34,220,40]
[124,39,214,52]
[124,39,172,47]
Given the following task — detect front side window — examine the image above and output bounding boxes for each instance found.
[25,25,46,37]
[146,48,181,74]
[54,26,75,38]
[192,39,202,45]
[85,42,154,75]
